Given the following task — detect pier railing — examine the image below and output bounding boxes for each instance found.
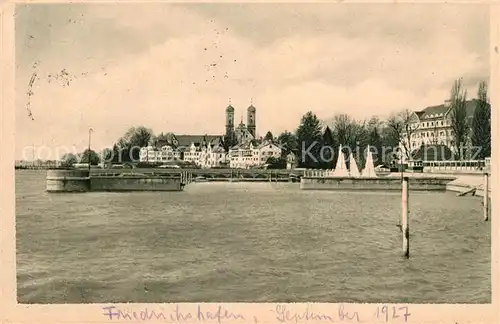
[422,160,486,173]
[303,169,331,177]
[302,159,489,176]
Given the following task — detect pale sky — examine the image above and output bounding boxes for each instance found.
[15,3,489,160]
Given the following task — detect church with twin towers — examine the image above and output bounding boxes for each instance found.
[225,100,257,146]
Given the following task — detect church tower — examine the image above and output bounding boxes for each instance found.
[247,102,256,138]
[225,102,235,140]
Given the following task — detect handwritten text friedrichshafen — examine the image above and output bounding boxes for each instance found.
[102,305,245,323]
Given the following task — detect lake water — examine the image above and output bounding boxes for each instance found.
[16,170,491,303]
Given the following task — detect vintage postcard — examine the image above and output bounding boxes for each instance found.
[1,1,498,324]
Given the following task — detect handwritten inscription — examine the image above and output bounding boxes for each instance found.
[375,305,411,322]
[102,305,245,323]
[102,304,410,323]
[275,304,360,323]
[274,304,410,323]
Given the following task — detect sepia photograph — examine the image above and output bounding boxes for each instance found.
[13,2,492,307]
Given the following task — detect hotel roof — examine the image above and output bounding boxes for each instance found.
[417,99,484,120]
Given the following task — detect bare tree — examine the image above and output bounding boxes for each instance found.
[332,114,366,148]
[387,109,419,162]
[331,114,368,168]
[449,79,469,159]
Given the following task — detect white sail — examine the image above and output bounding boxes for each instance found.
[349,152,361,178]
[362,145,378,178]
[333,145,349,177]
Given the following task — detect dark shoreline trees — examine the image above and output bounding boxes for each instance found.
[320,126,336,169]
[449,79,470,159]
[264,131,274,142]
[110,126,154,162]
[277,130,298,160]
[296,111,322,168]
[471,81,491,159]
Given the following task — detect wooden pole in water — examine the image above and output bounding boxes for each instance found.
[484,172,489,221]
[402,176,409,259]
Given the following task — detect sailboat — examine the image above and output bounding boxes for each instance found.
[349,152,361,178]
[361,145,378,178]
[332,145,349,177]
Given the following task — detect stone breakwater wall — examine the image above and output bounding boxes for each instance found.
[46,169,183,192]
[300,176,456,191]
[46,169,91,192]
[90,176,182,191]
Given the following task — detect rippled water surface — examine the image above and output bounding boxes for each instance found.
[16,170,491,303]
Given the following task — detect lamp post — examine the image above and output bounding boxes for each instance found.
[88,127,93,172]
[32,143,35,168]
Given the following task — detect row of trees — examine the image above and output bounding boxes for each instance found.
[60,149,101,167]
[267,79,490,169]
[61,126,155,167]
[61,79,490,169]
[269,112,397,169]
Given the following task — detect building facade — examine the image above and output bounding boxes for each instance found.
[401,99,484,162]
[139,145,180,163]
[138,101,264,168]
[183,141,228,168]
[198,144,228,168]
[229,140,282,169]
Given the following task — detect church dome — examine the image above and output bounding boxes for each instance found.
[226,105,235,112]
[247,104,256,112]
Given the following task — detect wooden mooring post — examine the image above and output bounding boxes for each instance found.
[484,172,489,221]
[402,176,409,259]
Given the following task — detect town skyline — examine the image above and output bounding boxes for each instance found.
[15,3,489,159]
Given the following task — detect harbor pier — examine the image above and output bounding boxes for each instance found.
[46,169,187,192]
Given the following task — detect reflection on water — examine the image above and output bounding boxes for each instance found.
[16,170,491,303]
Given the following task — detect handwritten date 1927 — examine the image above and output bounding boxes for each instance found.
[375,305,411,322]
